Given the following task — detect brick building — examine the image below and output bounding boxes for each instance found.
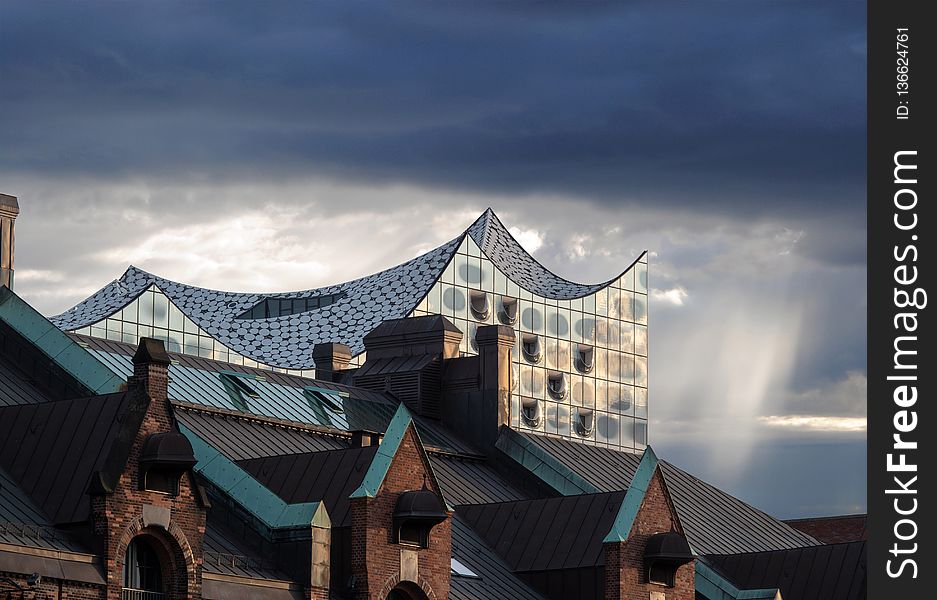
[0,198,865,599]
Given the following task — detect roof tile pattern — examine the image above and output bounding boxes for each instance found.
[50,210,632,369]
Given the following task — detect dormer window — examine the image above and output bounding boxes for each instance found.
[219,371,260,412]
[644,531,694,587]
[304,386,347,428]
[139,432,196,496]
[521,334,542,364]
[498,296,518,325]
[547,371,567,400]
[393,487,448,549]
[469,290,490,321]
[521,398,541,427]
[575,408,594,437]
[575,344,594,374]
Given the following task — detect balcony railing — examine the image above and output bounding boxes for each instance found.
[121,588,164,600]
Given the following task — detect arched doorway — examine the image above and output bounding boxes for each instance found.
[386,581,430,600]
[122,536,166,599]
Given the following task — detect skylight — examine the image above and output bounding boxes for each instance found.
[235,292,347,320]
[450,558,479,579]
[218,372,260,412]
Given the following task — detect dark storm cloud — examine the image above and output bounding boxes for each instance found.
[1,1,865,215]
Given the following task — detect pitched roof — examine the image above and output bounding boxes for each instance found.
[80,335,477,455]
[500,431,820,555]
[0,388,148,525]
[0,468,86,552]
[239,447,377,528]
[457,492,625,572]
[784,514,867,544]
[703,541,867,600]
[203,519,293,581]
[450,515,546,600]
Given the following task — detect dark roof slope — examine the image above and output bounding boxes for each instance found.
[0,351,52,407]
[450,515,546,600]
[515,433,819,555]
[785,514,867,544]
[174,405,348,461]
[704,541,867,600]
[203,520,292,581]
[430,454,532,506]
[457,492,625,572]
[239,448,377,528]
[0,468,86,552]
[0,389,148,524]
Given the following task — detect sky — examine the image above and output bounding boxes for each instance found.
[0,1,866,519]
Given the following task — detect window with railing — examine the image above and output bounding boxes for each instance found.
[122,537,165,600]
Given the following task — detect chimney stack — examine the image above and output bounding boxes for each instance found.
[312,342,353,382]
[0,194,19,289]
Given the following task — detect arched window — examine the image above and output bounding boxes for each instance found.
[123,537,165,599]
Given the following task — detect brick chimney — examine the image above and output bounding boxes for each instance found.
[129,337,173,427]
[0,194,19,289]
[312,342,353,382]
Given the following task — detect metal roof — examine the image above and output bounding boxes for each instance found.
[506,432,820,555]
[456,492,625,572]
[238,447,378,528]
[79,335,477,455]
[703,541,867,600]
[175,405,348,460]
[203,520,293,581]
[0,468,86,552]
[0,389,145,525]
[0,351,52,407]
[429,453,531,506]
[450,515,546,600]
[50,210,639,369]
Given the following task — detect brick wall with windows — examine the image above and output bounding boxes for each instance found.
[350,425,452,600]
[91,341,207,600]
[604,470,695,600]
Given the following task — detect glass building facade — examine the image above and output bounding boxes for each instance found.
[410,235,648,451]
[54,209,648,451]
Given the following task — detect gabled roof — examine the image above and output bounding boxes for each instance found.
[702,541,867,600]
[603,446,667,543]
[49,209,640,369]
[499,430,820,555]
[457,491,625,572]
[239,447,378,528]
[0,388,149,525]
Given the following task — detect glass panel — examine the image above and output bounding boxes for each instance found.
[153,292,170,329]
[635,325,648,356]
[621,354,635,384]
[620,416,636,447]
[635,387,648,419]
[139,291,155,326]
[634,293,648,325]
[636,262,648,294]
[635,356,648,387]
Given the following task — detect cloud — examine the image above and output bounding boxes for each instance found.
[759,415,866,432]
[0,0,865,217]
[508,227,544,254]
[652,287,688,306]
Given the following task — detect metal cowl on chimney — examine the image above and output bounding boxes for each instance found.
[0,194,18,290]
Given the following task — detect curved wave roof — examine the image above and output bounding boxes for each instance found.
[50,209,637,369]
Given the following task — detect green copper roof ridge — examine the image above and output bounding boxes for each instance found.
[603,445,659,543]
[0,287,124,395]
[695,559,780,600]
[180,423,324,529]
[495,428,599,496]
[349,402,413,498]
[348,403,449,508]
